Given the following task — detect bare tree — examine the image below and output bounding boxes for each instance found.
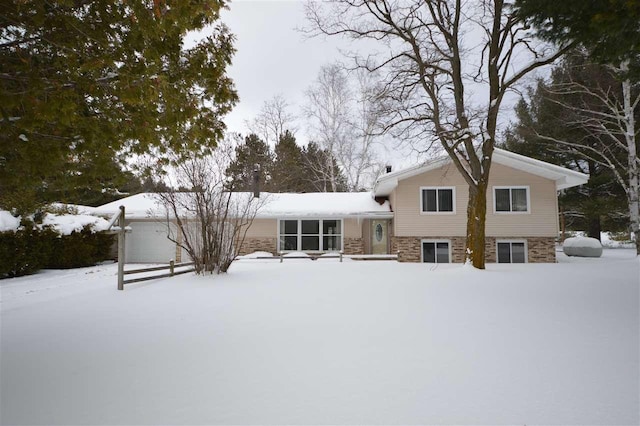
[305,63,383,191]
[305,63,353,191]
[531,55,639,253]
[247,94,298,146]
[305,0,570,268]
[158,139,265,273]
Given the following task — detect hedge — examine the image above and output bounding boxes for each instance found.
[0,226,57,278]
[0,225,115,279]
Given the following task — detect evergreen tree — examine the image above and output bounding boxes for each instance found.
[225,134,274,192]
[0,1,237,214]
[515,0,640,254]
[271,130,308,192]
[503,53,629,238]
[515,0,640,69]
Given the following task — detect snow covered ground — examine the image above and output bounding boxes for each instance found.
[1,250,638,425]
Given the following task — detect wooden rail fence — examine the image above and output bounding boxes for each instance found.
[123,261,196,285]
[106,205,196,290]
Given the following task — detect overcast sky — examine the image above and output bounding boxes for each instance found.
[220,1,340,139]
[214,0,421,168]
[205,0,543,169]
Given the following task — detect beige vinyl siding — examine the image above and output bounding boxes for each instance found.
[343,218,362,238]
[487,163,558,237]
[362,219,372,253]
[391,162,558,237]
[389,190,397,236]
[243,218,277,238]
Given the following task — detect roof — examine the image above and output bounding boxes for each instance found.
[374,148,589,196]
[93,192,393,220]
[255,192,392,218]
[93,193,165,219]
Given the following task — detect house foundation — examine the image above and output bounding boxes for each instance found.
[239,237,278,256]
[391,236,556,263]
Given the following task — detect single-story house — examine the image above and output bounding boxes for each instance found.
[94,148,588,264]
[93,192,393,263]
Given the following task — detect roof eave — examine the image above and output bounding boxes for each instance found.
[255,212,394,219]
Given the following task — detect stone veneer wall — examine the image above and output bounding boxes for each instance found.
[527,237,556,262]
[238,237,277,256]
[238,237,368,256]
[343,237,365,255]
[391,236,556,263]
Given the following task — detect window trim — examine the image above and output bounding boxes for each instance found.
[496,239,528,263]
[420,239,452,264]
[277,218,344,253]
[493,186,531,214]
[419,186,456,215]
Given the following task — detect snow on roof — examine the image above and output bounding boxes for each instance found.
[93,192,392,220]
[255,192,391,218]
[93,193,166,219]
[374,148,589,196]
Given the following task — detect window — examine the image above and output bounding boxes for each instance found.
[494,187,529,213]
[421,187,455,213]
[497,241,526,263]
[278,219,342,252]
[279,220,298,251]
[323,220,341,251]
[422,240,450,263]
[301,220,320,251]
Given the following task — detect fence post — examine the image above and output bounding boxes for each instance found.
[117,205,125,291]
[280,253,283,263]
[170,259,175,277]
[339,252,343,263]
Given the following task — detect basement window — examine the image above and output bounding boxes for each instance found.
[421,240,451,263]
[497,241,527,263]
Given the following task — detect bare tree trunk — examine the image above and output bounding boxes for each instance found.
[466,181,488,268]
[621,62,639,254]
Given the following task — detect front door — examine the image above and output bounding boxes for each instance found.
[371,220,388,254]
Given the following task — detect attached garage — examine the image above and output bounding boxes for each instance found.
[93,194,185,264]
[124,221,177,263]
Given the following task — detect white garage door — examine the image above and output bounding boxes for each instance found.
[125,221,176,263]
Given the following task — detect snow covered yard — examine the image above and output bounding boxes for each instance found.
[1,251,638,425]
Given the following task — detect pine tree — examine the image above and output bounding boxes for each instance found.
[271,130,308,192]
[515,0,640,69]
[226,134,274,192]
[503,53,629,238]
[515,0,640,254]
[0,1,237,214]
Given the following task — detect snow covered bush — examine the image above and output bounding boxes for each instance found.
[0,212,114,278]
[0,225,57,278]
[0,210,20,232]
[48,225,115,269]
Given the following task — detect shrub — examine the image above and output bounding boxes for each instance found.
[0,225,115,278]
[0,226,56,278]
[48,226,115,269]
